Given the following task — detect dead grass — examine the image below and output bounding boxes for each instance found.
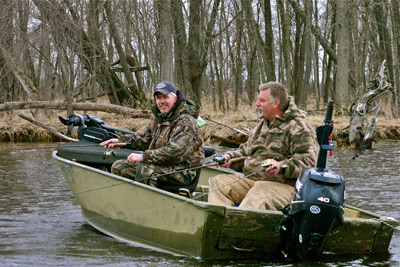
[1,98,399,144]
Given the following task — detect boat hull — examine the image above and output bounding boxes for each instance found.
[53,151,398,259]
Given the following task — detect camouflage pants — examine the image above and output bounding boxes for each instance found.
[111,159,195,187]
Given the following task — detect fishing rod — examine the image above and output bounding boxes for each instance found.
[10,142,130,151]
[74,156,248,195]
[133,156,247,183]
[74,155,276,195]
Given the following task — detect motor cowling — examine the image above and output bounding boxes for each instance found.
[281,168,345,261]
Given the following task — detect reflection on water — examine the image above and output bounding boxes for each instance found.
[0,141,399,266]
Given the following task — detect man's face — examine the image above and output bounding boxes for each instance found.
[155,93,178,115]
[255,89,278,121]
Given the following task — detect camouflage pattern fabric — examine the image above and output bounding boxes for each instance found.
[111,160,194,187]
[226,96,317,186]
[114,91,204,186]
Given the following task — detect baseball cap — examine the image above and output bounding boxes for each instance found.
[153,81,177,96]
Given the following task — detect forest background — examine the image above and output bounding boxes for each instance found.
[1,0,400,143]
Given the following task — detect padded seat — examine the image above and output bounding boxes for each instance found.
[158,169,201,194]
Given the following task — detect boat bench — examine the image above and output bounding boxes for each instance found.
[343,207,362,218]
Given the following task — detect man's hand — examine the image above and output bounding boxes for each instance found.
[127,153,143,164]
[219,154,232,168]
[99,138,119,148]
[263,158,281,177]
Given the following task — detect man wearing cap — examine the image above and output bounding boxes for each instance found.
[208,82,317,210]
[100,81,204,187]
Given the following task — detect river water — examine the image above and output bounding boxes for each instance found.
[0,141,399,266]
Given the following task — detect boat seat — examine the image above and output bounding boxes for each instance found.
[158,169,201,198]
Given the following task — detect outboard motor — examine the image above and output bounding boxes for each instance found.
[59,114,133,143]
[281,101,345,261]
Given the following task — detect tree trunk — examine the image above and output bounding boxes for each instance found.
[156,0,174,81]
[232,1,243,111]
[211,43,225,113]
[246,45,258,105]
[105,0,144,105]
[0,1,15,102]
[313,0,320,110]
[0,43,38,101]
[263,0,276,81]
[189,0,221,104]
[277,0,292,90]
[18,1,38,89]
[323,1,336,104]
[171,0,192,96]
[335,0,350,109]
[390,0,400,109]
[293,12,305,106]
[242,0,276,81]
[373,0,397,117]
[300,0,313,110]
[288,0,356,89]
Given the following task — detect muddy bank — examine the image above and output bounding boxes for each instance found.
[1,110,400,146]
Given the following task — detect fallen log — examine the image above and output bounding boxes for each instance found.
[210,135,243,147]
[0,101,152,118]
[18,114,78,142]
[348,60,394,149]
[110,66,150,73]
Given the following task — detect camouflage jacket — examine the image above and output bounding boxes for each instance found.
[119,91,204,168]
[227,96,317,186]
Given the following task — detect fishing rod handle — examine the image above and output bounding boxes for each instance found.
[212,155,246,166]
[114,143,128,147]
[99,142,130,147]
[231,156,246,163]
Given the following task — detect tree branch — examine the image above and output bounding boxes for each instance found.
[288,0,356,88]
[204,116,249,136]
[18,114,78,142]
[0,101,152,118]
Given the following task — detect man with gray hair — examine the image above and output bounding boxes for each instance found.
[208,82,317,210]
[101,81,204,188]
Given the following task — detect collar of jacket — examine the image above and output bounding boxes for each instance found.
[272,96,307,124]
[151,90,186,123]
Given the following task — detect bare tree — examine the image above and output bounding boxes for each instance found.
[156,0,174,81]
[242,0,276,82]
[373,0,398,117]
[335,0,350,110]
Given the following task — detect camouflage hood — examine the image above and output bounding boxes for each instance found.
[275,96,307,123]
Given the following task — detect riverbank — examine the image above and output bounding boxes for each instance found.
[1,107,400,145]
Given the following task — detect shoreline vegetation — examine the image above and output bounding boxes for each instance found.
[1,102,400,147]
